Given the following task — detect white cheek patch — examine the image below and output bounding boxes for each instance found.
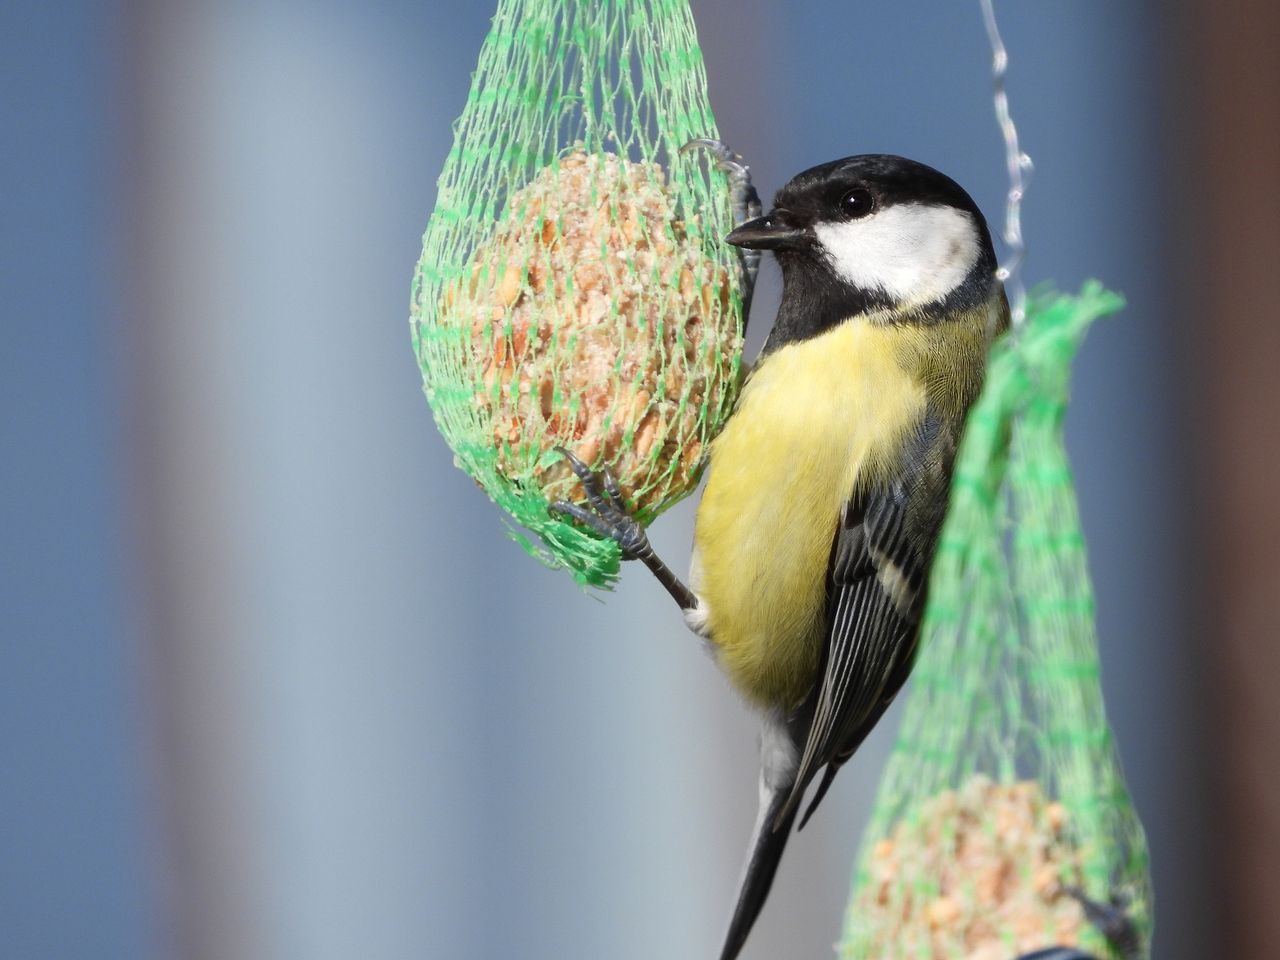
[813,203,981,305]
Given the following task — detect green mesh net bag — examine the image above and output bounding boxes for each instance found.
[410,0,745,587]
[840,284,1154,960]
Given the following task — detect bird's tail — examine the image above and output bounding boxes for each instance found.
[718,782,800,960]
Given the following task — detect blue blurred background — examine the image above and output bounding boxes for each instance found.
[4,0,1276,958]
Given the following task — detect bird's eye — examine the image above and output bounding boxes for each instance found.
[839,188,875,219]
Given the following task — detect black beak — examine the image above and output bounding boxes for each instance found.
[724,213,807,251]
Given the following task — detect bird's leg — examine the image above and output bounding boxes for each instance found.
[549,448,698,614]
[680,138,763,322]
[1063,887,1141,960]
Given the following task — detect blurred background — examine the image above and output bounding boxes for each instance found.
[3,0,1276,958]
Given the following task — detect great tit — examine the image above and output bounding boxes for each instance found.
[553,149,1008,960]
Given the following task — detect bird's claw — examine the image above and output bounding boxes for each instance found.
[549,447,651,560]
[680,138,763,320]
[680,138,751,180]
[680,138,763,226]
[1063,887,1140,960]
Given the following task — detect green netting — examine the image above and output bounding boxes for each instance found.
[841,284,1153,960]
[410,0,745,587]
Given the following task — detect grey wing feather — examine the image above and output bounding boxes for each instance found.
[774,414,953,828]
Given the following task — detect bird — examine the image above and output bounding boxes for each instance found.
[551,148,1009,960]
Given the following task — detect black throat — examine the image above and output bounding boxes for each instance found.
[760,247,997,356]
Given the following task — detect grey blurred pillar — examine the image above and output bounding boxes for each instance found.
[1189,0,1280,956]
[126,3,498,957]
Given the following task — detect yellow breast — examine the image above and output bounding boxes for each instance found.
[692,320,927,710]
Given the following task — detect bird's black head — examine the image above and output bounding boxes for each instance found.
[727,155,999,346]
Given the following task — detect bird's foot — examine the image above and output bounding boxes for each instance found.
[681,138,763,228]
[681,138,762,311]
[549,447,697,612]
[548,447,649,561]
[1064,887,1141,960]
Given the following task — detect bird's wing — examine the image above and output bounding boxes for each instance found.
[776,416,952,828]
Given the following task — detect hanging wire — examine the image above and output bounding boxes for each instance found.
[979,0,1033,329]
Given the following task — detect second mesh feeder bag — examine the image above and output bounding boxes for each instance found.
[841,286,1153,960]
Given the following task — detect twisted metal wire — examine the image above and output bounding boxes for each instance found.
[980,0,1034,329]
